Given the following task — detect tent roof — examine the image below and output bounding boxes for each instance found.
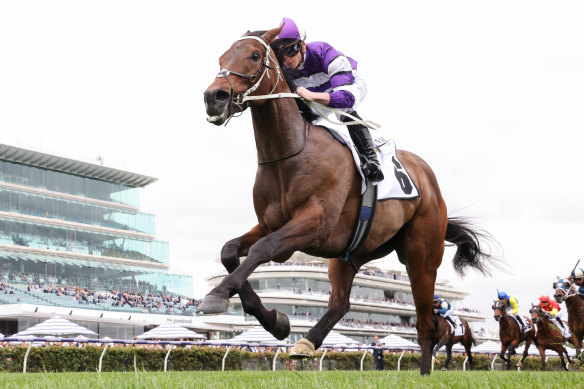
[320,330,360,346]
[226,326,288,344]
[379,334,421,350]
[137,323,206,340]
[14,316,97,336]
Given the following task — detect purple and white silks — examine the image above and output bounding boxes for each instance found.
[288,41,367,112]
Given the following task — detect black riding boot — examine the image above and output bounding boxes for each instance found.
[446,316,457,328]
[342,112,384,182]
[516,315,525,331]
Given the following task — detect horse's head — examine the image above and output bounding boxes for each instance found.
[492,300,505,322]
[553,278,571,303]
[204,26,285,126]
[529,303,544,323]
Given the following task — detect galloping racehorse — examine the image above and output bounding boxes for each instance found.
[200,26,493,375]
[529,304,573,370]
[492,300,535,369]
[432,313,476,370]
[553,278,584,357]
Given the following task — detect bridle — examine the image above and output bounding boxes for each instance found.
[215,35,284,123]
[529,305,544,323]
[554,278,576,303]
[492,300,506,321]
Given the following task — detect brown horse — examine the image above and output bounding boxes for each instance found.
[529,304,573,370]
[199,25,493,375]
[553,278,584,357]
[432,313,476,370]
[492,300,535,369]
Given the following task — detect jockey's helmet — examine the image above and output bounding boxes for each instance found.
[498,291,508,300]
[539,295,550,304]
[433,294,440,302]
[278,18,303,41]
[272,18,305,64]
[571,267,584,281]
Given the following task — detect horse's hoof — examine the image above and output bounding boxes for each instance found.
[516,361,522,368]
[440,367,447,371]
[196,294,230,315]
[269,311,290,340]
[289,338,315,359]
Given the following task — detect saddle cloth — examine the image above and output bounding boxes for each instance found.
[448,316,465,337]
[550,318,572,339]
[327,127,420,200]
[513,315,533,333]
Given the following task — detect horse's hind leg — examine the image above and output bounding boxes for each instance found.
[443,346,453,370]
[198,226,290,339]
[464,342,474,370]
[292,258,356,356]
[396,213,446,375]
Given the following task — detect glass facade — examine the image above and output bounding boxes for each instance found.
[0,187,155,234]
[0,254,192,296]
[249,277,415,304]
[0,160,139,207]
[0,151,193,300]
[0,218,168,264]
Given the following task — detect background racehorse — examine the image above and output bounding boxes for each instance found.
[529,304,573,370]
[492,300,535,369]
[200,26,493,375]
[554,278,584,357]
[432,313,476,370]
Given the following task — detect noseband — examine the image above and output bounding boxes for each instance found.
[215,36,283,122]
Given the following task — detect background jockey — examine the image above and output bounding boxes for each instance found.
[433,294,457,328]
[498,291,525,331]
[270,17,384,183]
[538,295,569,335]
[569,267,584,296]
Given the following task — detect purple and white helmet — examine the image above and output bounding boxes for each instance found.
[278,18,304,41]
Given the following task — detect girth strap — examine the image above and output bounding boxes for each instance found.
[339,178,378,273]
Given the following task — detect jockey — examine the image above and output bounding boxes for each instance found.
[433,294,457,328]
[538,295,569,335]
[498,291,525,331]
[569,267,584,296]
[271,17,384,183]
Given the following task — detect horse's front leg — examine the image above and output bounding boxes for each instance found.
[290,258,356,357]
[199,206,330,313]
[538,346,546,370]
[197,225,290,339]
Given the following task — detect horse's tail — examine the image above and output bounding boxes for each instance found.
[469,326,478,346]
[445,217,496,277]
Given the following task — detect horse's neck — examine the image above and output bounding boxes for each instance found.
[502,316,519,333]
[250,98,307,166]
[565,294,584,315]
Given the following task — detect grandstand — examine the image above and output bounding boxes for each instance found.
[0,143,197,339]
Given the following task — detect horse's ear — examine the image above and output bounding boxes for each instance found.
[261,26,284,45]
[553,282,557,289]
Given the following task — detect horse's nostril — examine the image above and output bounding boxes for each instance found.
[214,89,230,102]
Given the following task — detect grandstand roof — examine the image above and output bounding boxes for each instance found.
[0,144,157,187]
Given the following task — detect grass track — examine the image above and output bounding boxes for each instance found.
[1,370,582,389]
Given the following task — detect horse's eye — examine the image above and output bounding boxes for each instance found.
[251,52,261,61]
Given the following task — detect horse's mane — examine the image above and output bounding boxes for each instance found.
[242,31,320,123]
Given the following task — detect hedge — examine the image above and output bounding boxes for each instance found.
[0,346,582,373]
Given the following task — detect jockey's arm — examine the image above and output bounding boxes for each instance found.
[438,301,449,315]
[549,307,558,316]
[509,297,519,315]
[295,87,331,106]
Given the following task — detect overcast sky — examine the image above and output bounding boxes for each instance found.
[1,1,583,328]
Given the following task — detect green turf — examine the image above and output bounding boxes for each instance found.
[0,371,582,389]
